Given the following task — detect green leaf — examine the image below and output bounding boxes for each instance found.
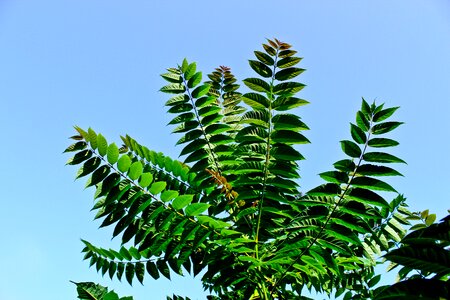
[262,43,276,56]
[340,140,362,158]
[157,260,171,280]
[425,214,436,226]
[184,62,196,80]
[125,263,134,285]
[76,157,101,179]
[181,59,188,72]
[135,262,145,284]
[107,143,120,164]
[346,188,389,208]
[242,93,270,110]
[271,130,309,144]
[243,78,271,93]
[254,51,274,65]
[128,161,143,180]
[187,72,202,88]
[117,155,132,173]
[66,149,93,165]
[373,106,399,122]
[146,261,160,280]
[273,82,305,95]
[307,183,341,196]
[104,291,119,300]
[64,141,87,153]
[270,144,305,161]
[363,152,406,164]
[277,56,301,68]
[97,134,108,156]
[191,84,210,98]
[249,60,272,78]
[172,195,194,210]
[85,165,111,187]
[371,121,403,135]
[350,123,366,144]
[356,164,403,176]
[333,159,355,172]
[274,67,305,81]
[272,97,309,111]
[138,172,153,188]
[120,247,132,261]
[88,128,98,149]
[351,176,397,192]
[161,72,182,83]
[356,111,370,131]
[278,49,297,58]
[361,98,371,115]
[367,138,399,148]
[160,83,186,94]
[149,181,167,195]
[185,203,211,216]
[272,113,308,131]
[160,190,179,202]
[319,171,349,184]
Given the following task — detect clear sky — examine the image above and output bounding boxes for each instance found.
[1,1,449,299]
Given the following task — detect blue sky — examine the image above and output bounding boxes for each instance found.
[1,1,449,299]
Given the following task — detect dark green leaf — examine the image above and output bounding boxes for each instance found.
[340,140,362,158]
[333,159,355,172]
[187,72,202,88]
[319,171,349,184]
[242,93,270,110]
[363,152,406,164]
[307,183,341,196]
[346,188,389,208]
[272,97,309,111]
[243,78,271,93]
[66,149,93,165]
[372,122,403,135]
[85,165,111,187]
[157,260,171,280]
[356,111,370,131]
[277,56,301,68]
[373,107,399,122]
[273,82,305,95]
[254,51,274,65]
[146,261,160,279]
[356,164,403,176]
[76,157,101,179]
[125,263,134,285]
[270,144,304,161]
[191,84,210,98]
[262,43,276,56]
[248,60,272,78]
[64,141,87,153]
[274,67,305,81]
[351,176,397,192]
[271,130,309,144]
[368,138,399,148]
[350,123,367,144]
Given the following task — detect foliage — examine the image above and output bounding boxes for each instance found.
[72,281,133,300]
[66,39,412,299]
[373,211,450,299]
